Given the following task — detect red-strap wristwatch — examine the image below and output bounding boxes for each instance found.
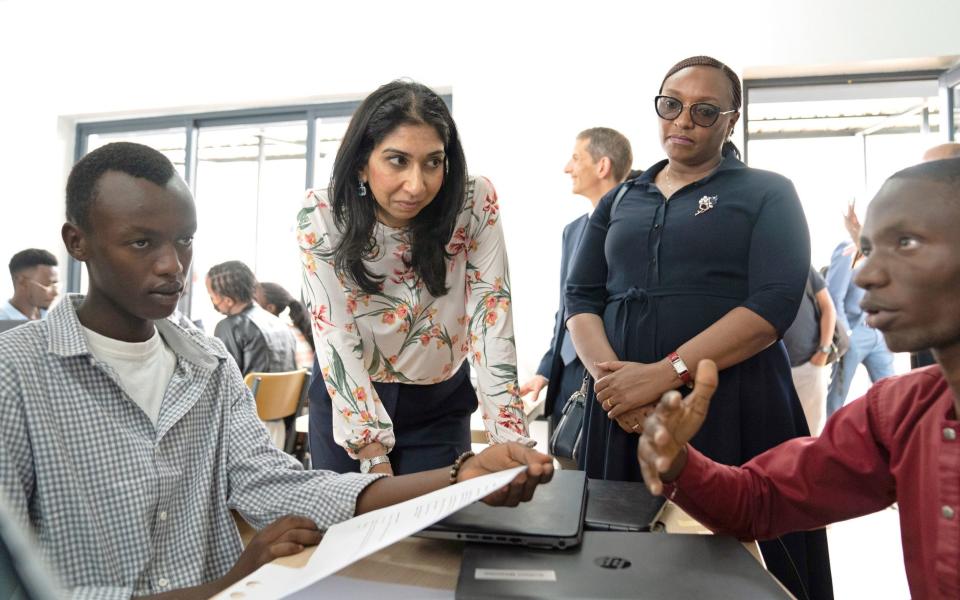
[667,351,693,387]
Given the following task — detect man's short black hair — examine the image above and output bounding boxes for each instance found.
[9,248,57,279]
[66,142,177,231]
[891,156,960,191]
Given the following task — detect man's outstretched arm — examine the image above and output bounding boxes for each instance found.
[637,360,895,541]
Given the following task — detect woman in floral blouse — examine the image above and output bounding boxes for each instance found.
[299,80,532,476]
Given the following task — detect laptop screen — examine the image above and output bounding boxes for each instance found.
[418,470,587,549]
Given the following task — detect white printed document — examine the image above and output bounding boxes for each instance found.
[221,466,526,599]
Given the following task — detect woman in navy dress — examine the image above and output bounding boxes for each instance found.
[565,56,832,600]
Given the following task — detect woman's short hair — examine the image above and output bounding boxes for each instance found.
[660,56,742,160]
[577,127,633,182]
[660,55,742,110]
[328,80,467,297]
[207,260,257,303]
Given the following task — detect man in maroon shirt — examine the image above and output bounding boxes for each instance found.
[636,157,960,600]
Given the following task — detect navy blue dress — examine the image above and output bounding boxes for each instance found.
[566,156,833,600]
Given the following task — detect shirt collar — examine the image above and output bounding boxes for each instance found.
[637,154,746,188]
[2,299,34,321]
[47,294,225,370]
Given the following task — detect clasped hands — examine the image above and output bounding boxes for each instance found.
[594,358,678,433]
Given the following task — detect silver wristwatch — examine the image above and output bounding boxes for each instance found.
[359,454,391,474]
[818,344,834,354]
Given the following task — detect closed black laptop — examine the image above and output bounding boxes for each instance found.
[456,531,790,599]
[584,478,666,532]
[418,470,587,549]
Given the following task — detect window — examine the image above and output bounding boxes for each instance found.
[73,97,451,331]
[743,72,944,268]
[72,97,449,331]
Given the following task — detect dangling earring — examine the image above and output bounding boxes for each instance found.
[358,179,367,197]
[444,159,449,174]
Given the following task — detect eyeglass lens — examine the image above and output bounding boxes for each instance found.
[655,95,723,127]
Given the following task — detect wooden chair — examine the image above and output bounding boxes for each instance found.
[243,369,310,457]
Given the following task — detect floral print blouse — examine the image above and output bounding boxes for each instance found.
[298,176,531,457]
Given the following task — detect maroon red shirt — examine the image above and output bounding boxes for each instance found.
[667,366,960,599]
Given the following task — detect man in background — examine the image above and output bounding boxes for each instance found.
[520,127,634,436]
[781,265,837,435]
[0,248,59,320]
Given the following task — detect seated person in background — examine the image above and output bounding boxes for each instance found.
[207,261,300,447]
[637,158,960,600]
[255,281,315,370]
[206,260,298,377]
[0,141,553,599]
[0,248,59,320]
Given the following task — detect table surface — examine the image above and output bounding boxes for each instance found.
[221,501,772,597]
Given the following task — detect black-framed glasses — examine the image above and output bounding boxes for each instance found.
[654,95,737,128]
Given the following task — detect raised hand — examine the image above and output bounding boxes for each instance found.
[843,198,861,246]
[636,360,719,496]
[458,442,555,507]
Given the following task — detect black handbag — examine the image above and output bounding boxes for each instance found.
[549,372,591,468]
[547,183,631,468]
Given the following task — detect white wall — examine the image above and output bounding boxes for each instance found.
[1,0,958,380]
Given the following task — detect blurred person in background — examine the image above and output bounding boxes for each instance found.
[519,127,634,437]
[256,281,315,369]
[781,266,837,435]
[207,260,298,447]
[1,248,59,320]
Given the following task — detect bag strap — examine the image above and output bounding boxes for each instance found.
[610,181,632,218]
[805,274,822,323]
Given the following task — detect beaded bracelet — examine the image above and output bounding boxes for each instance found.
[449,450,475,485]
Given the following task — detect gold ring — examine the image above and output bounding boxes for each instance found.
[632,423,641,431]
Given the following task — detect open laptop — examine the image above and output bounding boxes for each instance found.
[584,478,666,532]
[456,531,791,599]
[418,470,587,549]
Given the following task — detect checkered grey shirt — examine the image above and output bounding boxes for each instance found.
[0,295,381,599]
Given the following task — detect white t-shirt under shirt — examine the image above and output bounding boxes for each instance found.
[82,325,177,426]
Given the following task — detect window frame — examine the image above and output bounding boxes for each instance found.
[741,69,944,164]
[69,96,454,304]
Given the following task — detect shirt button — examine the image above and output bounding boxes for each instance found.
[158,578,169,588]
[654,224,661,229]
[942,505,955,520]
[158,511,168,522]
[944,428,957,441]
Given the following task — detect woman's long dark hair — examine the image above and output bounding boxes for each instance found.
[258,281,315,352]
[329,80,467,297]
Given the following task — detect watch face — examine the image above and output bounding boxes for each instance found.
[360,456,388,473]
